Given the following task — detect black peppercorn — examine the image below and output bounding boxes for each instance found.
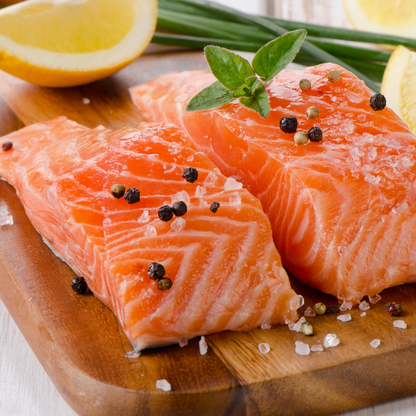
[182,167,198,183]
[125,188,140,204]
[280,116,298,133]
[326,306,340,314]
[148,262,165,280]
[370,93,386,111]
[307,126,323,142]
[111,184,125,199]
[385,301,402,316]
[172,201,187,217]
[157,277,173,291]
[71,276,88,294]
[158,205,173,222]
[210,202,220,213]
[2,141,13,151]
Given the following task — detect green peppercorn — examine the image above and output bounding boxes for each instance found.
[71,276,88,294]
[299,79,311,91]
[111,184,125,199]
[294,132,309,146]
[328,69,341,83]
[306,106,319,119]
[148,262,165,280]
[301,322,314,336]
[313,302,327,315]
[157,277,173,291]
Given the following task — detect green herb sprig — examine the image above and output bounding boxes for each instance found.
[186,29,306,118]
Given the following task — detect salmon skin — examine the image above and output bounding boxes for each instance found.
[0,117,299,350]
[131,63,416,305]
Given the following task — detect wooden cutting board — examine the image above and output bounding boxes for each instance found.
[1,51,416,416]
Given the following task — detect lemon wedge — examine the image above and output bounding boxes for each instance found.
[0,0,157,87]
[342,0,416,38]
[381,45,416,134]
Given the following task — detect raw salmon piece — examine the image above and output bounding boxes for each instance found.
[131,63,416,304]
[0,117,299,350]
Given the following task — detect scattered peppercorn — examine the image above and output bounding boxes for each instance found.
[172,201,187,217]
[210,202,220,213]
[370,93,386,111]
[326,306,340,314]
[2,141,13,151]
[71,276,88,294]
[125,187,140,204]
[111,184,125,199]
[313,302,327,315]
[328,69,341,83]
[307,126,323,142]
[158,205,173,222]
[280,116,298,133]
[385,301,402,316]
[157,277,173,291]
[306,106,319,119]
[147,262,165,280]
[182,167,198,183]
[294,132,309,146]
[301,322,314,336]
[299,78,311,91]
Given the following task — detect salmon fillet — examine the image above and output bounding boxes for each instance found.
[130,63,416,304]
[0,117,299,350]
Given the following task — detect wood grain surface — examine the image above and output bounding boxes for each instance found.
[1,50,416,416]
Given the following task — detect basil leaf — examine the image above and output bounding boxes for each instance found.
[252,29,307,83]
[186,81,234,112]
[239,81,270,118]
[205,46,256,91]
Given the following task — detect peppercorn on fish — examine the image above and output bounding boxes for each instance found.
[0,117,299,350]
[130,62,416,305]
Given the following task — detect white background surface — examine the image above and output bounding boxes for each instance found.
[1,0,415,415]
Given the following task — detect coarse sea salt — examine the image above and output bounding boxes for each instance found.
[125,351,141,359]
[288,316,306,332]
[82,97,90,105]
[195,185,206,198]
[137,210,150,224]
[261,319,271,330]
[179,338,188,347]
[340,300,353,311]
[199,336,208,355]
[156,379,171,392]
[145,225,157,237]
[304,306,316,317]
[0,204,13,226]
[295,341,310,356]
[360,312,367,317]
[311,345,324,352]
[370,339,380,348]
[290,295,304,311]
[258,343,270,354]
[359,301,370,311]
[203,171,218,187]
[393,320,407,329]
[369,294,382,304]
[224,177,242,191]
[323,334,340,348]
[337,314,351,322]
[171,217,186,232]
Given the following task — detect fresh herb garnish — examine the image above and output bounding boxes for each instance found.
[186,29,306,118]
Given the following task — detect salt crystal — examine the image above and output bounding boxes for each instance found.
[203,171,218,187]
[199,336,208,355]
[261,318,271,330]
[337,314,351,322]
[369,294,381,304]
[370,339,380,348]
[186,154,194,162]
[229,193,241,207]
[163,163,176,173]
[323,334,340,348]
[393,320,407,329]
[145,225,157,237]
[195,185,206,198]
[82,97,90,105]
[340,299,353,311]
[290,295,304,311]
[304,306,316,317]
[258,343,270,354]
[171,217,186,232]
[156,379,171,392]
[295,341,310,356]
[125,351,141,359]
[360,312,367,317]
[172,190,190,205]
[289,317,306,332]
[0,204,14,226]
[311,345,324,352]
[137,210,150,224]
[359,301,370,311]
[224,177,243,191]
[179,338,188,347]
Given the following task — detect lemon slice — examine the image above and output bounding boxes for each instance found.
[381,45,416,134]
[342,0,416,38]
[0,0,157,87]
